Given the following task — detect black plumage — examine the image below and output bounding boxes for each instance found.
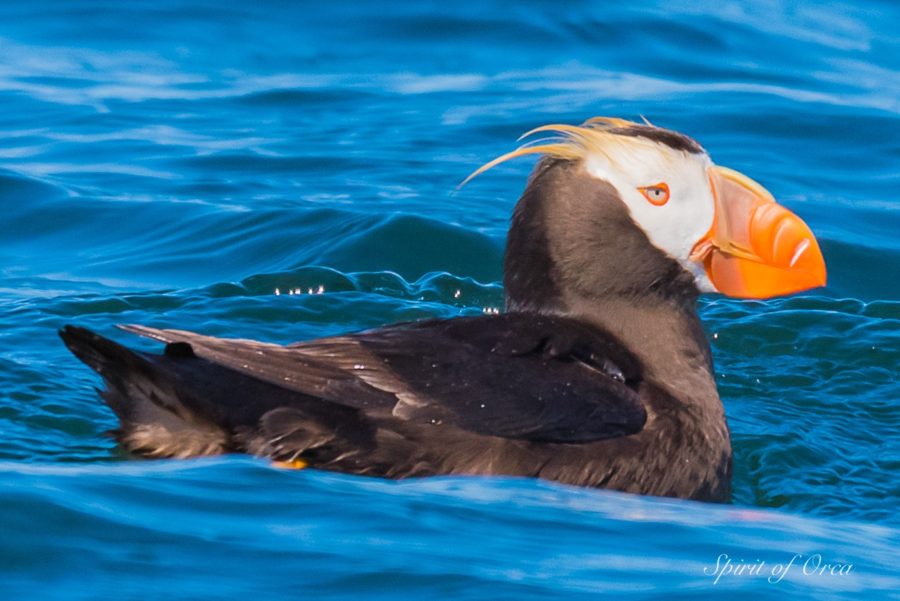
[60,149,733,502]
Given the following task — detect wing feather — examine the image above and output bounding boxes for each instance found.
[119,314,647,444]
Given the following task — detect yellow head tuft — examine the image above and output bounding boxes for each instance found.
[459,116,681,188]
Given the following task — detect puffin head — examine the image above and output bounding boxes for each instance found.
[466,117,827,309]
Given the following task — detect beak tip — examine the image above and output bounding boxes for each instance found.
[817,270,828,288]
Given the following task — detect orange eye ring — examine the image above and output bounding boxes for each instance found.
[638,182,670,206]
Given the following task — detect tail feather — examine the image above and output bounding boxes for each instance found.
[59,325,376,463]
[59,326,227,458]
[60,325,137,382]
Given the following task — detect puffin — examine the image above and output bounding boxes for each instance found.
[59,117,826,502]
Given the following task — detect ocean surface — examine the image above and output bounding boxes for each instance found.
[0,1,897,599]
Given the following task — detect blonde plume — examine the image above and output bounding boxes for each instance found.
[459,116,660,188]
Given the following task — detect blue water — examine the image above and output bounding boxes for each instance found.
[0,1,898,599]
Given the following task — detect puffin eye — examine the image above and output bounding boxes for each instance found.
[638,183,670,206]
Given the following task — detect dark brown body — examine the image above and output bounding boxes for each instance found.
[60,157,733,502]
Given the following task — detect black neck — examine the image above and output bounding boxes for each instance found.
[504,159,699,311]
[503,158,714,392]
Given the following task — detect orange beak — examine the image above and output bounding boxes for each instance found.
[690,166,827,299]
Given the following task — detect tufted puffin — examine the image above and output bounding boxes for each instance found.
[59,117,826,502]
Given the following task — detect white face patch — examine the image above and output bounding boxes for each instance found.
[584,140,717,292]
